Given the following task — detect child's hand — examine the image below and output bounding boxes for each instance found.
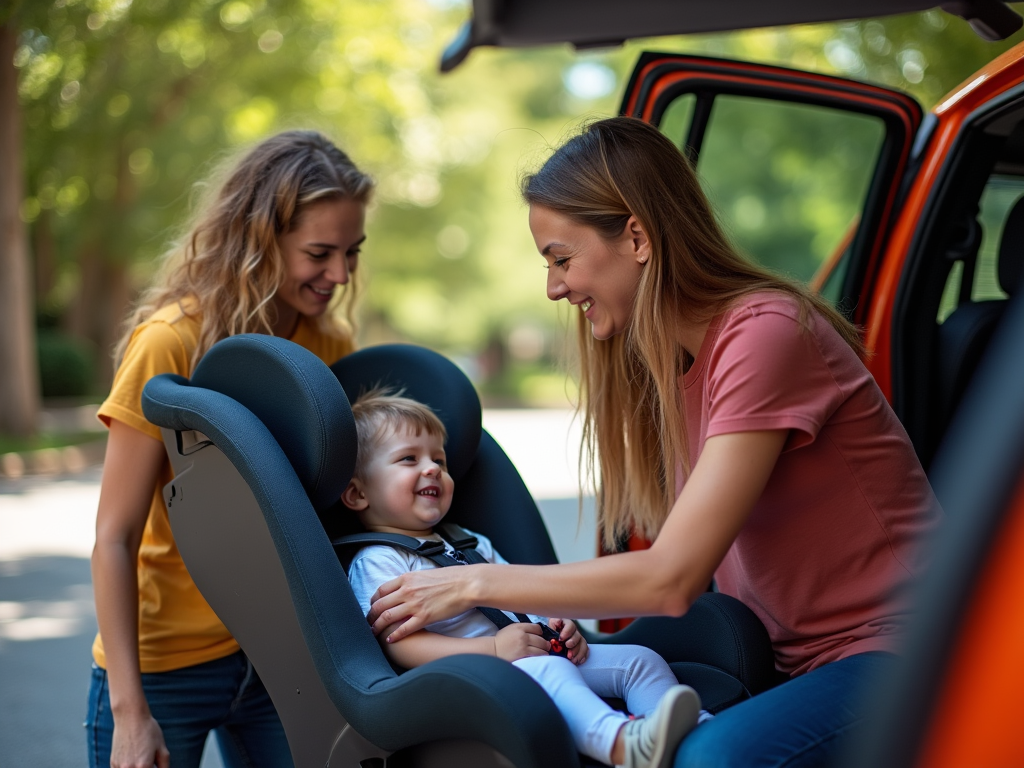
[494,623,549,662]
[549,618,588,665]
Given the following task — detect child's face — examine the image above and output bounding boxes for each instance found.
[342,424,454,536]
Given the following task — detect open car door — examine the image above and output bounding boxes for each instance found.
[440,1,1023,71]
[621,53,924,326]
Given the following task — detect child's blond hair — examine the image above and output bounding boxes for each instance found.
[350,389,448,478]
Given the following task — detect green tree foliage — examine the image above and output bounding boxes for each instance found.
[15,0,454,381]
[10,3,1024,405]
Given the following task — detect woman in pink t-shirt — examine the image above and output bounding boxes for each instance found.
[369,117,938,767]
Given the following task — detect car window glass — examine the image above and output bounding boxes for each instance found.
[659,94,696,150]
[973,176,1022,301]
[936,175,1024,322]
[658,93,885,289]
[818,241,852,305]
[937,261,964,323]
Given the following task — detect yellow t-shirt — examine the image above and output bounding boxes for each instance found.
[93,302,354,673]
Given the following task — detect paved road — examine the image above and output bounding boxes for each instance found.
[0,411,596,766]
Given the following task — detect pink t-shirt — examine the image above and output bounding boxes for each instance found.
[680,292,938,677]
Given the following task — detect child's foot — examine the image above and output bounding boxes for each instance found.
[617,685,701,768]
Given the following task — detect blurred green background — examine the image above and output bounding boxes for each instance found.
[5,0,1024,424]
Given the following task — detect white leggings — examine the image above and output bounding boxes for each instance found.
[512,644,678,764]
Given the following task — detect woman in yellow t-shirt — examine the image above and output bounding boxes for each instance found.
[86,131,372,768]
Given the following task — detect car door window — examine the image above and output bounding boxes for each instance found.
[937,175,1024,322]
[659,93,886,285]
[623,55,922,325]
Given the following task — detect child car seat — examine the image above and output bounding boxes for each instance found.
[141,335,776,768]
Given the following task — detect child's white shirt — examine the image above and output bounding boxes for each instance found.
[347,529,545,638]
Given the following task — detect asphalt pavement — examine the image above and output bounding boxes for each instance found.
[0,410,595,766]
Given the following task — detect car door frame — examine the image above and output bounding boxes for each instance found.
[620,52,924,331]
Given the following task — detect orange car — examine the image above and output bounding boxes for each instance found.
[442,4,1024,766]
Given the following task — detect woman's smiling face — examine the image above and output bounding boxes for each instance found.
[273,196,366,335]
[529,205,650,340]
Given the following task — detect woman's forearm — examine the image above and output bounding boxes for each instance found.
[92,537,149,716]
[90,419,168,719]
[464,545,704,621]
[371,432,787,641]
[463,431,788,620]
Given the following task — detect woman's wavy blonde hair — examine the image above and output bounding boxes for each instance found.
[522,117,864,551]
[114,130,374,372]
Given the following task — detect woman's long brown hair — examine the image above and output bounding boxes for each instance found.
[523,117,863,550]
[114,130,374,372]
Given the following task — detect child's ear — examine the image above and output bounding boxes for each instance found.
[341,479,369,511]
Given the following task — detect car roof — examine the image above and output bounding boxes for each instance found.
[440,0,1023,71]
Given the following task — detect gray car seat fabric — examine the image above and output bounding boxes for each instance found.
[142,335,777,766]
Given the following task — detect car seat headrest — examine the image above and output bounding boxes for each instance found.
[331,345,482,482]
[191,335,355,510]
[998,196,1024,295]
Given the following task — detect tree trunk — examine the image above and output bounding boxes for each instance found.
[33,209,55,305]
[96,258,129,390]
[0,20,39,436]
[65,245,101,342]
[65,245,130,391]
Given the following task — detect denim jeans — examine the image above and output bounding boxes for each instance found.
[674,651,895,768]
[86,651,294,768]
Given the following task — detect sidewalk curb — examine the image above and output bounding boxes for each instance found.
[0,436,107,479]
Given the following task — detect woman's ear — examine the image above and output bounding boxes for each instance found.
[341,479,369,511]
[626,215,652,264]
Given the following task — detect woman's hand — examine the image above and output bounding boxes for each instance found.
[111,712,170,768]
[493,623,550,662]
[368,565,477,641]
[550,618,588,665]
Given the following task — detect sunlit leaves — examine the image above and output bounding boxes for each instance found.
[17,47,63,101]
[225,96,276,142]
[256,28,281,52]
[105,91,129,116]
[219,1,252,30]
[13,0,1024,401]
[156,20,209,68]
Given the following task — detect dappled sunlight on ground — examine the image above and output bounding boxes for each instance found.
[0,467,101,561]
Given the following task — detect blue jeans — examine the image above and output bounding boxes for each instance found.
[674,652,895,768]
[86,651,294,768]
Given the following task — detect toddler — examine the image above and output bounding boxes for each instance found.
[342,391,707,768]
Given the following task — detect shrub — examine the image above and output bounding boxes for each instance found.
[36,331,95,398]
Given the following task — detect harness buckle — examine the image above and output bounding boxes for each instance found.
[438,523,479,551]
[414,540,447,557]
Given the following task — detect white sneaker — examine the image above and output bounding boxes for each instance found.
[618,685,702,768]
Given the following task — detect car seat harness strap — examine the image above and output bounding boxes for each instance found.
[333,523,569,656]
